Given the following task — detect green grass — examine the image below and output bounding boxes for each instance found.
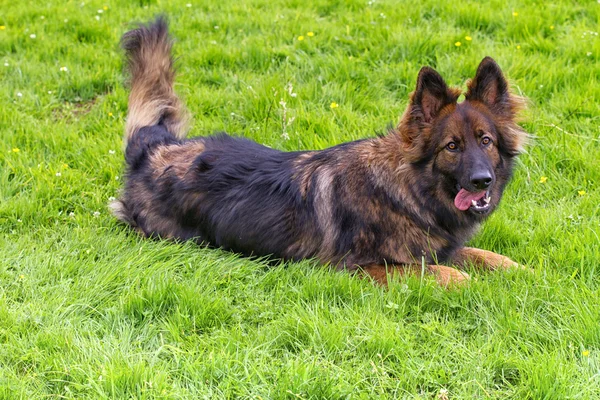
[1,0,599,398]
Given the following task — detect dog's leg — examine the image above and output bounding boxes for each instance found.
[451,247,520,271]
[360,264,470,288]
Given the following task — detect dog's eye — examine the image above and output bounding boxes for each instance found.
[481,136,492,146]
[446,142,458,151]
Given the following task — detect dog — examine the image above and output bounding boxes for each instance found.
[111,17,527,287]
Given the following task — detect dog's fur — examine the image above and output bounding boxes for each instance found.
[112,17,527,286]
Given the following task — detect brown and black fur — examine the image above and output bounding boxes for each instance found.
[112,17,528,286]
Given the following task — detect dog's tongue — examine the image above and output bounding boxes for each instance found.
[454,189,487,211]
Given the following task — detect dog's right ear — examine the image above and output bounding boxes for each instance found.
[396,67,460,161]
[409,67,459,123]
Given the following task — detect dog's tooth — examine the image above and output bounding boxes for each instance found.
[484,196,491,204]
[471,200,477,207]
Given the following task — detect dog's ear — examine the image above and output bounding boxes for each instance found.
[396,67,459,161]
[466,57,527,155]
[465,57,513,116]
[410,67,458,123]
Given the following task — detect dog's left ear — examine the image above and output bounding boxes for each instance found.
[465,57,514,116]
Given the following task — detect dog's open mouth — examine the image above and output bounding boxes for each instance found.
[454,187,491,213]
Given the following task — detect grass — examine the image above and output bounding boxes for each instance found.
[1,0,599,398]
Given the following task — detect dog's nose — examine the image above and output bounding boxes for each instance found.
[470,171,492,190]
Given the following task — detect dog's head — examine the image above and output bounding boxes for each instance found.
[397,57,527,218]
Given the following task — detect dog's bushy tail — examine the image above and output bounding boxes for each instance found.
[121,16,189,144]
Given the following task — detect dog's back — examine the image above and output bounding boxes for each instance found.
[111,18,322,252]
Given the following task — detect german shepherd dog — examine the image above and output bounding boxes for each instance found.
[111,17,527,286]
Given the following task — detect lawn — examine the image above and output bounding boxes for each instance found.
[1,0,599,398]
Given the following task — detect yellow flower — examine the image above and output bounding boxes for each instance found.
[330,102,339,109]
[297,36,305,41]
[582,350,590,357]
[465,36,472,41]
[307,32,314,37]
[19,274,25,280]
[539,176,547,183]
[12,148,20,153]
[516,45,521,50]
[62,163,69,168]
[578,190,586,196]
[103,5,108,10]
[512,11,518,17]
[108,112,113,117]
[550,25,554,30]
[0,26,5,30]
[455,41,461,47]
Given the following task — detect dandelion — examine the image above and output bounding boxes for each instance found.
[62,163,69,169]
[12,148,20,153]
[30,34,36,39]
[583,350,590,357]
[330,102,339,109]
[465,36,472,41]
[297,35,305,41]
[103,5,108,10]
[19,274,25,280]
[550,25,554,30]
[512,11,518,16]
[307,32,314,37]
[539,176,547,183]
[0,26,5,30]
[60,66,68,72]
[108,112,113,117]
[516,45,521,50]
[578,190,586,196]
[455,41,461,47]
